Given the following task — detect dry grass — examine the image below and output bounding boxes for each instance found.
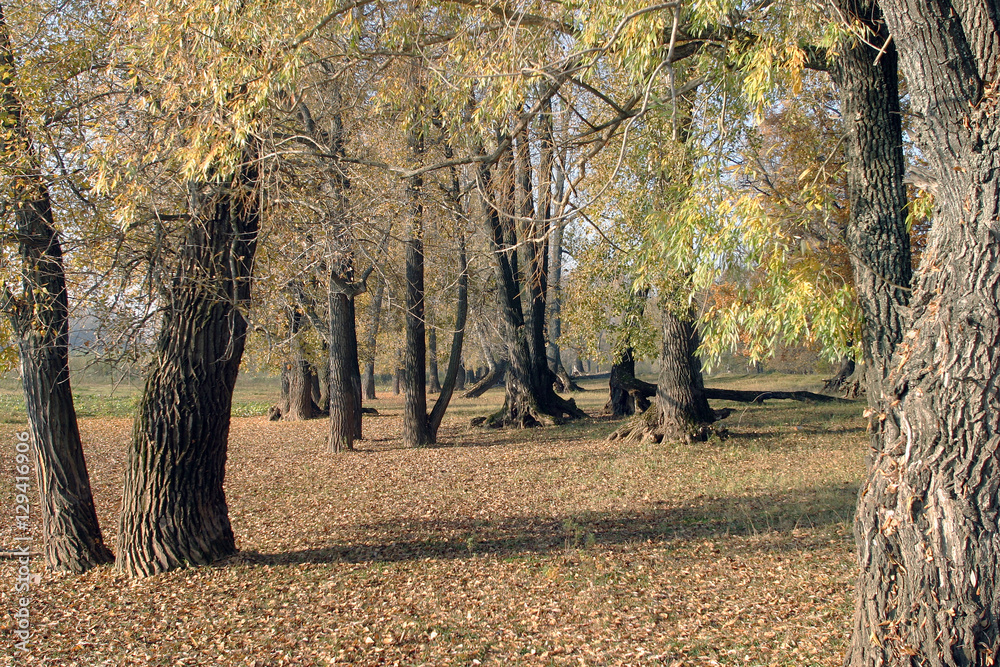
[0,376,867,666]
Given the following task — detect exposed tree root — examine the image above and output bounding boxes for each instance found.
[607,404,721,445]
[472,390,585,429]
[822,357,856,392]
[553,367,586,393]
[463,361,507,398]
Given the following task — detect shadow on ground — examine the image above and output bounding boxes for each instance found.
[237,483,858,567]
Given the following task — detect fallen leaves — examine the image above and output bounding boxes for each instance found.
[0,384,865,666]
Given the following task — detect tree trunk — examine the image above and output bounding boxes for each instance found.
[477,134,583,428]
[427,236,469,442]
[828,0,910,447]
[609,305,715,444]
[546,146,566,375]
[402,129,430,447]
[346,296,363,438]
[362,278,385,400]
[427,302,441,394]
[823,356,856,392]
[606,347,654,416]
[328,291,360,452]
[284,308,320,421]
[1,7,112,571]
[316,342,331,412]
[363,361,377,399]
[846,0,1000,663]
[654,309,715,437]
[116,149,260,578]
[463,359,508,399]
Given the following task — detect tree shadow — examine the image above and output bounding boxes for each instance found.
[235,484,858,568]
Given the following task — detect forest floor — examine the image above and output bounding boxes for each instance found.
[0,374,866,666]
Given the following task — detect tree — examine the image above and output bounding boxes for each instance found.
[360,277,386,400]
[402,109,431,446]
[827,0,910,422]
[477,124,585,427]
[116,145,261,577]
[845,0,1000,663]
[272,306,322,421]
[0,1,113,572]
[108,0,330,576]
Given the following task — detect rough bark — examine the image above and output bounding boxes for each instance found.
[476,133,583,428]
[823,356,857,393]
[328,291,362,452]
[283,308,321,421]
[845,0,1000,663]
[402,130,430,447]
[828,0,911,449]
[116,147,260,578]
[606,347,654,416]
[0,5,112,571]
[609,307,715,444]
[298,90,365,444]
[655,310,715,436]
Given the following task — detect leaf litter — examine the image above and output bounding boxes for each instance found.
[0,389,865,666]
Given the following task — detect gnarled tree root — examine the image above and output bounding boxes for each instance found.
[473,392,585,429]
[607,405,730,445]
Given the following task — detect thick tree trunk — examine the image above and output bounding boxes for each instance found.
[117,151,260,578]
[328,291,361,452]
[476,136,582,428]
[403,145,430,446]
[846,1,1000,663]
[609,306,715,444]
[0,5,113,573]
[362,278,385,400]
[829,0,910,448]
[283,309,320,421]
[606,347,654,416]
[823,356,856,393]
[654,309,715,437]
[362,361,377,399]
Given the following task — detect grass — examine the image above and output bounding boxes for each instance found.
[0,373,279,423]
[0,373,866,666]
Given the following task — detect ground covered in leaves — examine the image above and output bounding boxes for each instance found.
[1,376,866,666]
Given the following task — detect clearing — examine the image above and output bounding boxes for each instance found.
[1,375,865,666]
